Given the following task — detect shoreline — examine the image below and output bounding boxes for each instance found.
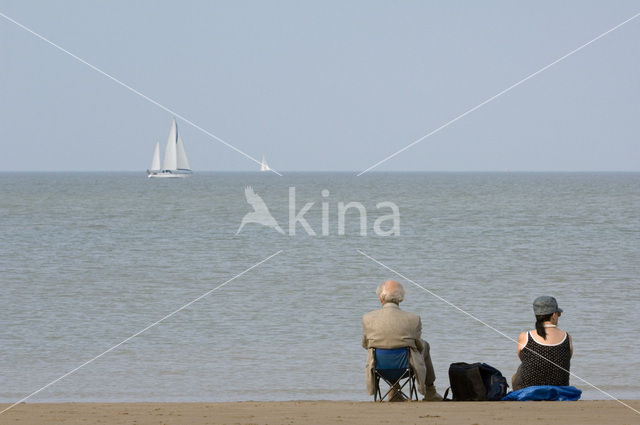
[1,400,639,425]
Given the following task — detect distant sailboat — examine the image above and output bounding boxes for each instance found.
[260,156,271,172]
[147,119,192,178]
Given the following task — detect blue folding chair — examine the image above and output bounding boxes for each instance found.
[373,347,418,401]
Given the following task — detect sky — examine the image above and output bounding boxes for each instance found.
[1,1,639,172]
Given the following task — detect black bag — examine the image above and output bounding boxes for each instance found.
[444,362,508,401]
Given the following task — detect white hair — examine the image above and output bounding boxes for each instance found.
[376,281,405,304]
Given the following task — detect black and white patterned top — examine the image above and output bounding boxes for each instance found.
[520,331,571,387]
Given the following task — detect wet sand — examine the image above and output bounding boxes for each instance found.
[1,400,639,425]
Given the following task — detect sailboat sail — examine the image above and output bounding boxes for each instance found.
[148,118,193,178]
[162,119,178,170]
[150,142,161,171]
[176,131,190,170]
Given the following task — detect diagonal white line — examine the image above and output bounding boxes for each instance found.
[0,250,283,416]
[0,11,282,176]
[357,11,640,176]
[357,249,640,415]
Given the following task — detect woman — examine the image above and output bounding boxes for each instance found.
[512,296,573,390]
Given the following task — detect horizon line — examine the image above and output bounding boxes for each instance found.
[1,169,639,174]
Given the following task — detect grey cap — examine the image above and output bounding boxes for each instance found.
[533,296,563,315]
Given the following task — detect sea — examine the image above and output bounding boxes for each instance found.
[0,172,638,402]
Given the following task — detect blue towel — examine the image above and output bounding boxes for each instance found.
[501,385,582,401]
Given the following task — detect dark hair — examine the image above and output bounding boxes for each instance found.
[535,313,553,340]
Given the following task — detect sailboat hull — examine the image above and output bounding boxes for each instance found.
[147,169,192,178]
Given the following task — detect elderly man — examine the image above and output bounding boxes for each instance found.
[362,280,442,401]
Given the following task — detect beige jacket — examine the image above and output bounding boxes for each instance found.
[361,302,427,395]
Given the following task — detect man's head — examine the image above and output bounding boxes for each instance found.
[376,280,405,305]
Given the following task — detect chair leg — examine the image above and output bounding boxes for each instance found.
[410,375,418,400]
[374,369,420,402]
[395,376,412,401]
[379,370,414,402]
[380,383,395,402]
[374,378,377,402]
[379,378,402,402]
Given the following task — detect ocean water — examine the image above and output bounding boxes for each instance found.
[0,172,638,402]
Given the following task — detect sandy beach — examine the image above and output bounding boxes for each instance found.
[1,401,639,425]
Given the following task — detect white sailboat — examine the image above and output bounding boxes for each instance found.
[260,156,271,172]
[147,119,192,178]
